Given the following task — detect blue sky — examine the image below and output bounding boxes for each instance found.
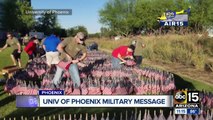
[31,0,108,33]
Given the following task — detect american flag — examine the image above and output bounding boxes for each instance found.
[81,83,89,95]
[71,87,81,95]
[102,86,112,95]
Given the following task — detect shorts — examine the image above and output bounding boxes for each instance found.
[11,49,21,61]
[46,51,60,65]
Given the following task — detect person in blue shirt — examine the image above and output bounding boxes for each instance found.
[43,33,64,88]
[43,34,61,67]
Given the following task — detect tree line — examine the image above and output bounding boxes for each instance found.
[1,0,212,38]
[0,0,88,38]
[99,0,213,36]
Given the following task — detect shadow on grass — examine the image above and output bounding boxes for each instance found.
[0,92,6,96]
[173,73,196,90]
[0,82,6,94]
[0,95,15,107]
[0,88,3,93]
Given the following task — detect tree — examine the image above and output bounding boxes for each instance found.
[134,0,177,33]
[88,33,101,38]
[1,0,34,33]
[66,27,75,37]
[66,26,88,37]
[35,13,59,35]
[99,0,136,36]
[16,0,35,33]
[100,27,116,37]
[54,27,67,37]
[189,0,213,32]
[99,0,213,34]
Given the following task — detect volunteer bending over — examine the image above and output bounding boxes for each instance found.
[111,45,135,69]
[57,32,87,88]
[24,37,39,63]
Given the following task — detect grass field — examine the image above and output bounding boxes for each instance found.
[0,35,213,119]
[90,34,213,69]
[87,34,213,85]
[97,47,213,92]
[0,48,28,74]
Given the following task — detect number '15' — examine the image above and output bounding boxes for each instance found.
[188,93,199,102]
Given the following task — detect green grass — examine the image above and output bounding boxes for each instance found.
[0,47,27,68]
[0,47,28,118]
[0,47,28,78]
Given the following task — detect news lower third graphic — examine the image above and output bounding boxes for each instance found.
[16,96,39,107]
[39,90,64,95]
[174,90,200,115]
[39,95,172,107]
[15,90,173,108]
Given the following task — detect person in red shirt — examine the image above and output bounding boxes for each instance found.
[24,37,39,62]
[111,45,135,69]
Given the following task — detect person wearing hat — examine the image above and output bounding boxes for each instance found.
[131,40,146,67]
[0,33,22,67]
[57,32,87,88]
[111,45,135,69]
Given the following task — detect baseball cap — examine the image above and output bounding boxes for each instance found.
[131,40,137,45]
[76,32,85,40]
[128,45,135,51]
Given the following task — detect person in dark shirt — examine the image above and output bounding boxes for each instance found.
[131,40,146,67]
[0,33,22,67]
[57,32,87,88]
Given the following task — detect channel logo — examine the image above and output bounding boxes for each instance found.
[174,90,200,114]
[174,90,187,104]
